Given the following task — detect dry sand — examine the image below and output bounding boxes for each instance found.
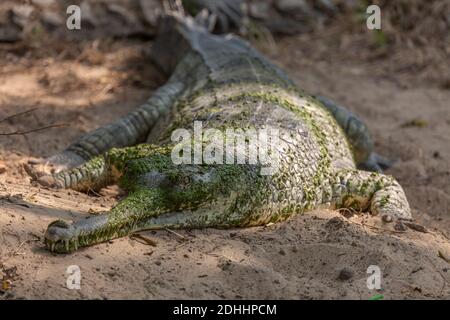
[1,2,450,300]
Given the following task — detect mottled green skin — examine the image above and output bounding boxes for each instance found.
[37,16,411,253]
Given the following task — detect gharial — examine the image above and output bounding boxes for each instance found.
[24,11,412,253]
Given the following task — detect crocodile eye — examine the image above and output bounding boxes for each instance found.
[45,220,76,241]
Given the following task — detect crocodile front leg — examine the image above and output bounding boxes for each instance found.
[43,155,263,253]
[30,144,169,192]
[24,80,185,179]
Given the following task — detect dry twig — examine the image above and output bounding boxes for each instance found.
[0,108,67,136]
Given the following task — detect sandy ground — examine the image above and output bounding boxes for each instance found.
[1,4,450,300]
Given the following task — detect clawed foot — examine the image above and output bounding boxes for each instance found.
[184,0,243,32]
[24,151,85,188]
[23,158,67,189]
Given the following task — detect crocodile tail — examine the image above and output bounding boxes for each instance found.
[151,0,216,75]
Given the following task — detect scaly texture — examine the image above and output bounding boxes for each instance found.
[27,14,411,253]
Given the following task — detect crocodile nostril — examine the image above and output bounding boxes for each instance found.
[48,220,70,229]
